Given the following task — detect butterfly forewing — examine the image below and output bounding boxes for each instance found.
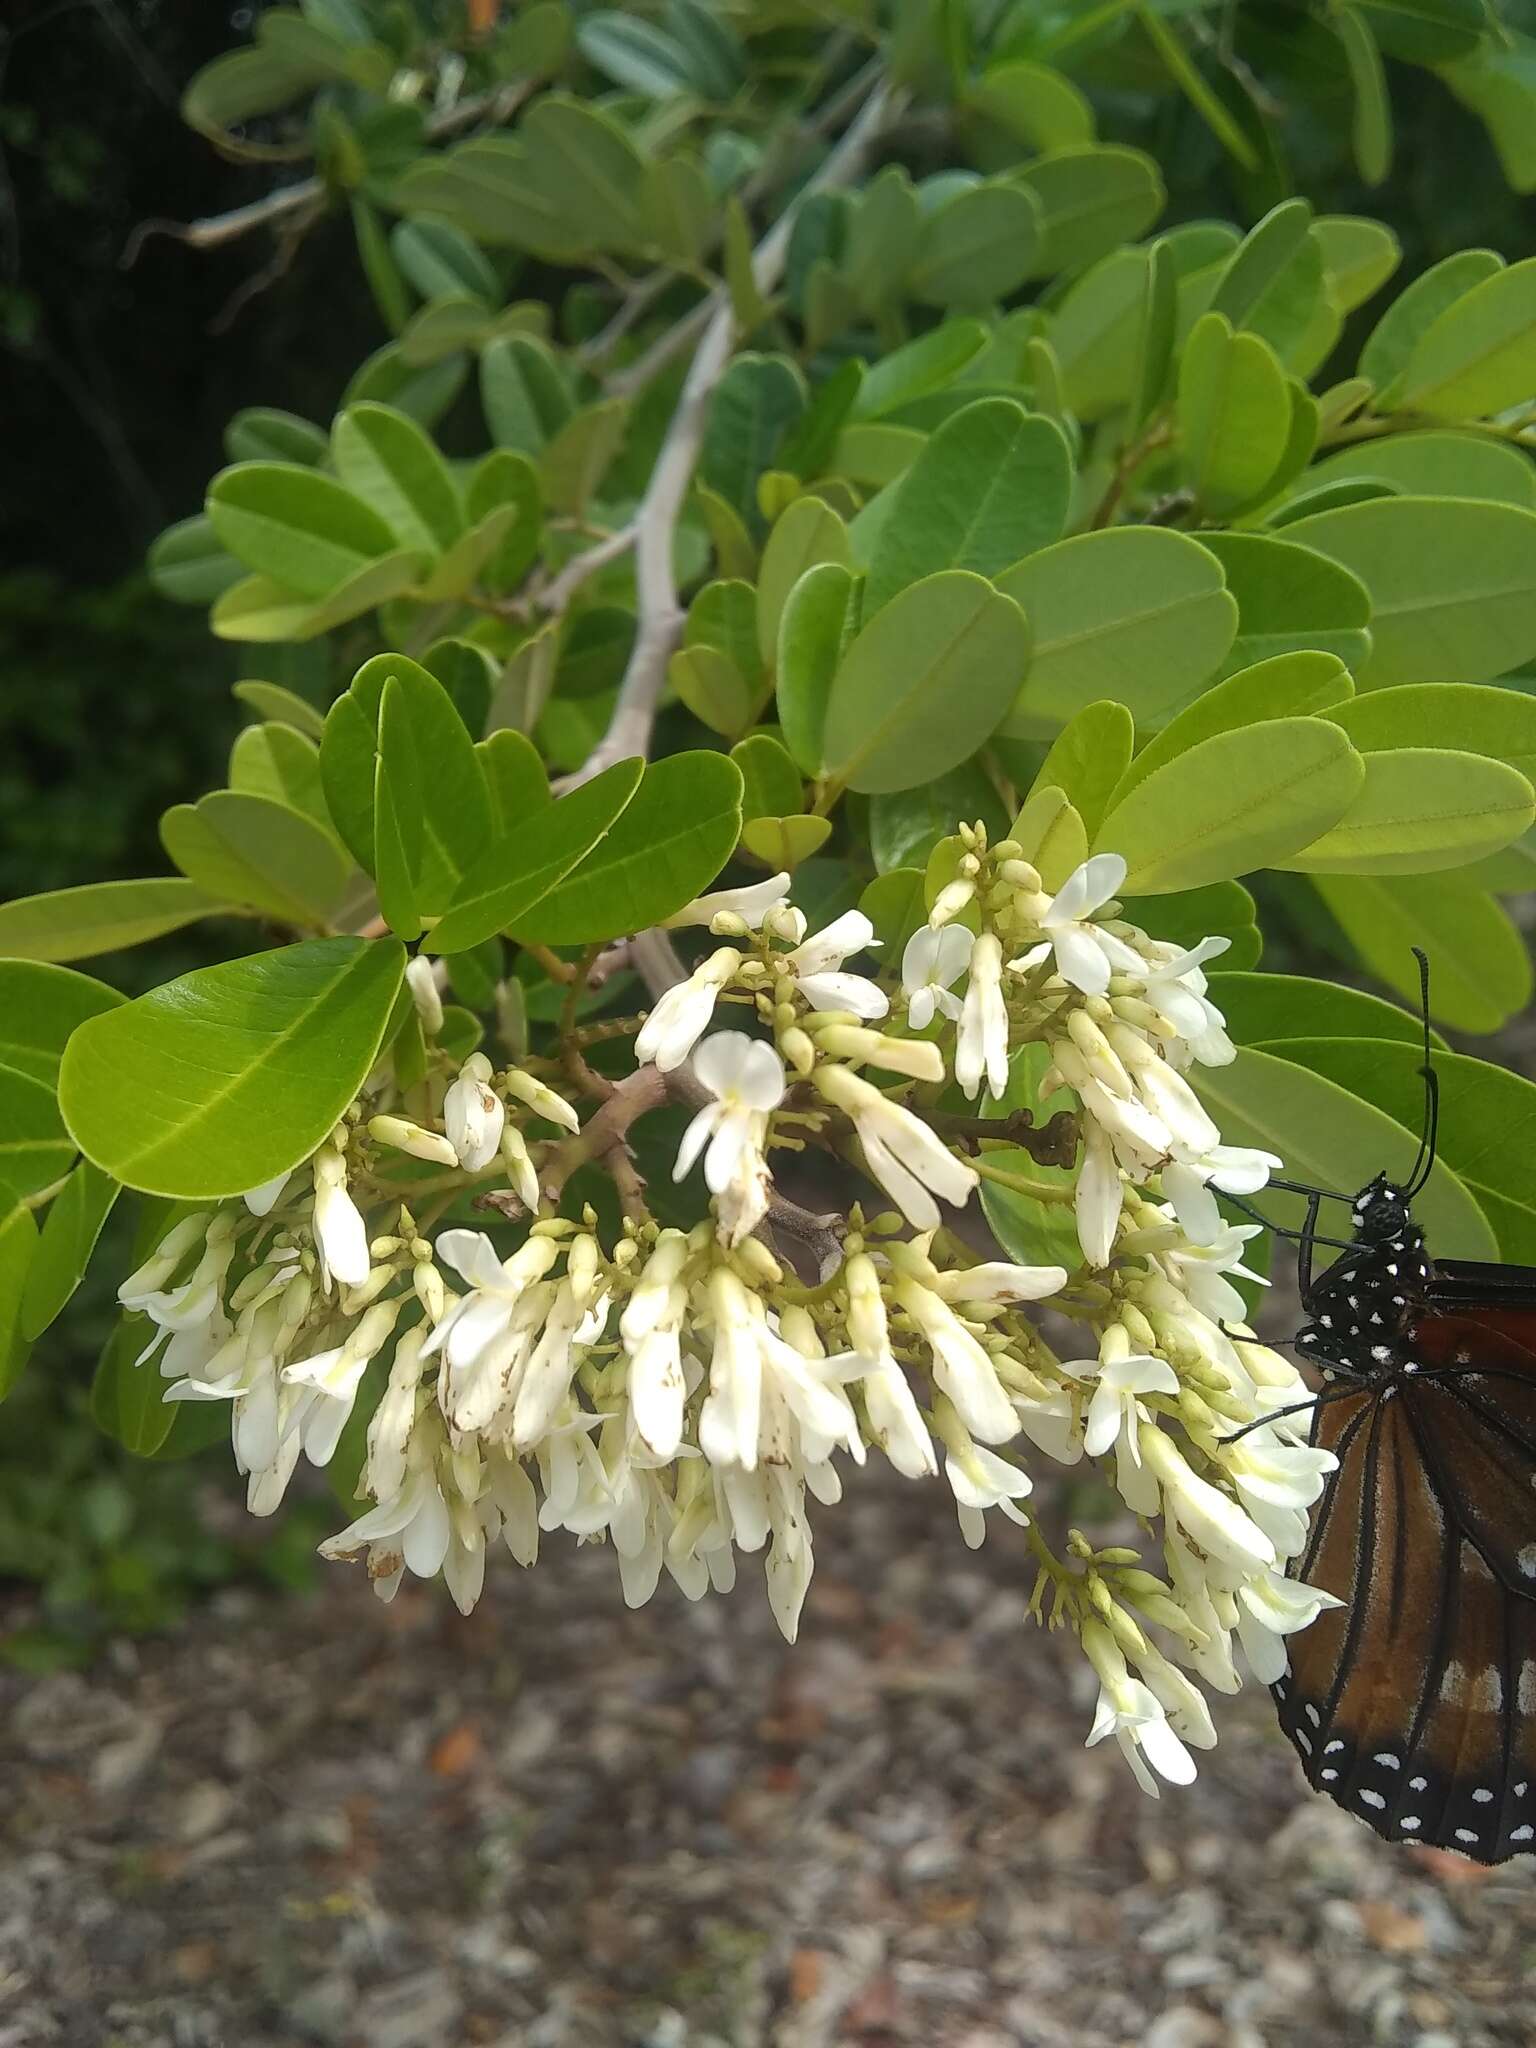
[1277,1314,1536,1861]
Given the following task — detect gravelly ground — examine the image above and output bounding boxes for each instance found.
[2,1460,1533,2048]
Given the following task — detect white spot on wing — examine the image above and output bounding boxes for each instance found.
[1372,1753,1400,1770]
[1455,1828,1479,1845]
[1359,1789,1386,1810]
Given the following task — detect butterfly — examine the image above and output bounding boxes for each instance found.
[1233,953,1536,1864]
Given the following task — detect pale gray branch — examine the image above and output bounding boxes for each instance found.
[559,78,898,793]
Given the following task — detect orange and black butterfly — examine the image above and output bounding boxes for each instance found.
[1242,956,1536,1864]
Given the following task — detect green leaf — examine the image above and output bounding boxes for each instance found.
[206,462,398,598]
[210,549,428,642]
[997,529,1237,733]
[373,681,424,943]
[821,572,1030,796]
[700,354,805,526]
[390,217,498,304]
[864,399,1071,615]
[859,867,929,959]
[1049,244,1169,423]
[851,320,990,419]
[0,1064,74,1202]
[756,499,852,664]
[1296,429,1536,509]
[1263,1036,1536,1241]
[1121,880,1260,970]
[321,653,494,913]
[1311,873,1532,1033]
[1335,5,1392,186]
[979,1146,1084,1273]
[1028,701,1135,839]
[1328,682,1536,779]
[1178,312,1293,516]
[1133,1,1258,171]
[1009,146,1164,277]
[777,563,860,777]
[1313,216,1401,314]
[465,449,543,595]
[347,339,469,429]
[225,407,328,467]
[538,397,630,518]
[0,1185,38,1403]
[510,753,743,944]
[477,729,550,834]
[517,93,650,253]
[229,722,332,831]
[1096,719,1364,891]
[909,182,1041,308]
[1209,970,1445,1049]
[739,815,832,870]
[429,760,644,954]
[1395,256,1536,420]
[869,765,1009,874]
[642,153,713,265]
[1442,40,1536,195]
[59,937,405,1199]
[1281,496,1536,687]
[670,646,755,739]
[91,1312,175,1455]
[0,962,123,1084]
[1196,532,1373,678]
[161,793,351,926]
[966,61,1095,152]
[147,514,245,606]
[1191,1047,1494,1258]
[0,879,230,964]
[331,402,464,555]
[1359,248,1505,404]
[846,166,920,314]
[1115,651,1353,809]
[1277,747,1535,874]
[576,12,696,97]
[20,1160,119,1342]
[1209,199,1321,360]
[480,333,574,453]
[732,734,802,822]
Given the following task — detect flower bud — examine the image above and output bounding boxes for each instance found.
[405,956,443,1037]
[502,1068,581,1132]
[369,1115,459,1167]
[813,1025,944,1083]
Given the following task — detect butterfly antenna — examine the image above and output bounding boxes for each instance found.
[1220,1381,1359,1445]
[1405,947,1441,1198]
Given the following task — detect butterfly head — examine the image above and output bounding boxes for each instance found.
[1350,1174,1412,1244]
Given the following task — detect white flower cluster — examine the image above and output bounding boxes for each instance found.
[114,831,1338,1802]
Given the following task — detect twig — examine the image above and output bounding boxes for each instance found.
[931,1106,1081,1170]
[559,77,898,791]
[539,1063,669,1210]
[121,80,533,267]
[537,521,638,615]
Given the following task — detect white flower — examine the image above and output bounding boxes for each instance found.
[321,1446,452,1582]
[955,933,1010,1102]
[1235,1568,1346,1684]
[1009,854,1142,997]
[838,1253,935,1478]
[1139,938,1234,1065]
[945,1436,1032,1549]
[313,1150,370,1291]
[930,1260,1068,1306]
[501,1068,581,1132]
[1108,1025,1222,1155]
[405,955,444,1036]
[242,1170,291,1217]
[812,1024,944,1082]
[634,947,742,1072]
[674,1032,785,1195]
[895,1278,1018,1445]
[1138,1425,1276,1575]
[1082,1623,1198,1797]
[511,1247,607,1451]
[365,1328,427,1500]
[1218,1434,1336,1559]
[443,1052,506,1172]
[698,1268,861,1473]
[1076,1114,1123,1268]
[1161,1146,1281,1248]
[283,1298,401,1466]
[784,909,887,1017]
[620,1232,691,1457]
[814,1065,978,1230]
[1156,1215,1268,1324]
[902,924,973,1031]
[423,1227,561,1431]
[1081,1349,1178,1461]
[663,872,791,931]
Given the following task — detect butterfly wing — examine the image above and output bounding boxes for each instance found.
[1275,1325,1536,1863]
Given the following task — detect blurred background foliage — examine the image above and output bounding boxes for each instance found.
[6,0,1536,1660]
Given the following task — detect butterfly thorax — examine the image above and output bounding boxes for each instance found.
[1296,1175,1433,1387]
